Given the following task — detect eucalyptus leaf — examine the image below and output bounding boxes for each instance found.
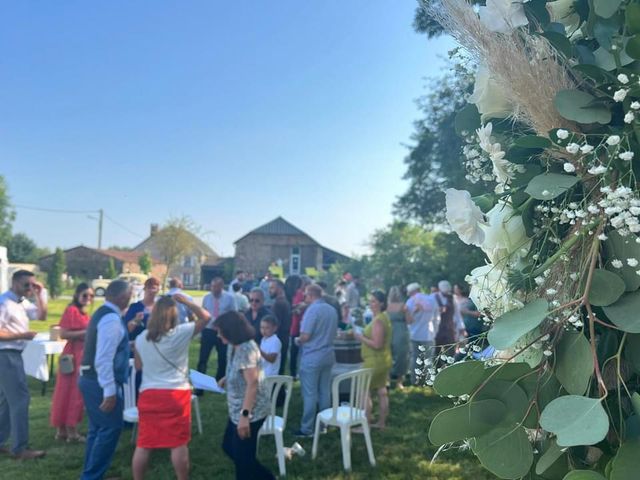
[433,360,487,396]
[626,35,640,60]
[536,439,565,475]
[555,332,593,395]
[603,290,640,333]
[487,362,533,382]
[540,396,609,447]
[488,299,549,350]
[562,471,606,480]
[455,103,481,137]
[514,135,552,149]
[554,89,612,124]
[587,269,625,306]
[540,31,572,57]
[572,64,614,84]
[627,4,640,34]
[525,173,579,201]
[593,0,622,18]
[604,231,640,292]
[609,440,640,479]
[472,426,534,479]
[631,393,640,419]
[595,45,634,70]
[475,380,529,428]
[428,399,507,445]
[624,334,640,373]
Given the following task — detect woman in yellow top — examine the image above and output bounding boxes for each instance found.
[355,290,392,430]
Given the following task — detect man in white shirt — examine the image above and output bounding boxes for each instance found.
[0,270,47,460]
[405,282,438,385]
[198,277,238,384]
[79,280,132,480]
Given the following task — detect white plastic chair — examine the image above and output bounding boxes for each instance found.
[257,375,293,477]
[123,359,139,442]
[123,359,203,442]
[311,368,375,472]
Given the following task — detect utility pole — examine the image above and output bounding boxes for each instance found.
[98,209,103,249]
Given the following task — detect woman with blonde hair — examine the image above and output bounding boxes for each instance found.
[387,286,409,390]
[132,294,210,480]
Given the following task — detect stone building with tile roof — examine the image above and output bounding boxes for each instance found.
[234,216,350,277]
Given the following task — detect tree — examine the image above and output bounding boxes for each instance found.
[394,63,488,225]
[106,258,117,279]
[107,245,133,251]
[154,216,200,285]
[8,233,37,263]
[48,248,66,298]
[138,251,152,275]
[0,175,15,247]
[360,221,485,292]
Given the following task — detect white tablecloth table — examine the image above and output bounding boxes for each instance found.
[22,333,67,395]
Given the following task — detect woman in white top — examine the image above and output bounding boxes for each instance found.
[132,294,210,480]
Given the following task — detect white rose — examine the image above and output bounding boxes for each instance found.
[479,0,529,34]
[445,188,488,246]
[480,201,530,264]
[468,64,513,121]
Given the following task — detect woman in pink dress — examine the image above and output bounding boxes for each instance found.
[50,282,94,442]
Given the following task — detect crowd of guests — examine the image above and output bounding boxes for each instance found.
[0,268,483,479]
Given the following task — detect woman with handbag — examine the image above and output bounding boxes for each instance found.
[131,293,210,480]
[50,282,94,442]
[216,310,274,480]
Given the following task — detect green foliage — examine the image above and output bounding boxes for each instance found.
[154,215,200,284]
[394,62,488,225]
[471,426,533,479]
[7,233,48,263]
[604,231,640,291]
[524,173,580,201]
[360,221,485,291]
[433,361,488,396]
[555,332,593,395]
[588,269,625,306]
[47,248,66,299]
[428,399,507,445]
[487,299,549,350]
[138,251,152,275]
[540,396,609,447]
[106,258,117,279]
[554,90,612,124]
[0,175,15,246]
[603,290,640,332]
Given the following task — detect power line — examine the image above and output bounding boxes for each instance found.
[14,204,98,214]
[103,213,145,239]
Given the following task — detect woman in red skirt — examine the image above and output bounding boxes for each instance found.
[50,283,94,442]
[132,294,210,480]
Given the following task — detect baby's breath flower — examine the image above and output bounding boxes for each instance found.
[614,89,629,102]
[612,259,624,269]
[566,143,580,154]
[607,135,621,146]
[628,258,639,267]
[619,151,635,161]
[618,73,630,84]
[563,162,575,173]
[625,112,636,124]
[556,129,569,140]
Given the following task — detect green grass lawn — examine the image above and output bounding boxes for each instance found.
[2,299,493,479]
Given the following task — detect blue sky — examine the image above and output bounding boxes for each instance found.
[1,1,453,257]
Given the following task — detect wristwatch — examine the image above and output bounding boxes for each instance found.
[240,408,252,419]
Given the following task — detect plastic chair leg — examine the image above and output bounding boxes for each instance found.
[275,430,286,477]
[192,397,203,434]
[339,425,352,472]
[361,421,376,466]
[311,415,322,459]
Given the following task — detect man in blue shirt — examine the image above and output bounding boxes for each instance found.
[295,284,337,437]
